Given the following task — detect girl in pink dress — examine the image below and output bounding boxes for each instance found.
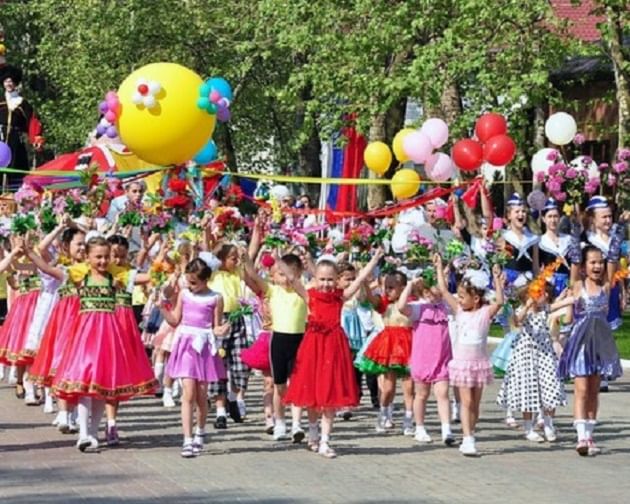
[48,236,157,452]
[434,254,504,457]
[282,251,382,459]
[159,256,230,458]
[398,278,454,446]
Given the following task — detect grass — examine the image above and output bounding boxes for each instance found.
[489,313,630,359]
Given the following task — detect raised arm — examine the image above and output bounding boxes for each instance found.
[239,247,266,296]
[487,265,505,319]
[37,219,66,263]
[343,248,383,300]
[159,289,183,327]
[24,247,65,282]
[433,254,458,313]
[0,246,23,275]
[397,277,423,317]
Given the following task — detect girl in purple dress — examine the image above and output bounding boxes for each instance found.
[159,255,230,458]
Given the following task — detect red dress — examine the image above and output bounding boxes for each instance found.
[284,288,359,409]
[29,280,80,387]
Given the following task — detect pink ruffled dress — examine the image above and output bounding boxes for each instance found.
[409,302,452,383]
[448,305,493,388]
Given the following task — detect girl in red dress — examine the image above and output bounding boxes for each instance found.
[283,250,382,458]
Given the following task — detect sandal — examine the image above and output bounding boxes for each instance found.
[505,417,519,429]
[307,438,319,453]
[317,443,337,459]
[15,383,25,399]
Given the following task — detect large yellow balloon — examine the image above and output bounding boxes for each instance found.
[364,141,392,175]
[391,169,421,200]
[392,128,414,163]
[117,63,216,166]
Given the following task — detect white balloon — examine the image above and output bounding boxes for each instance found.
[131,92,143,105]
[148,81,161,94]
[545,112,577,146]
[143,95,157,108]
[570,155,598,180]
[269,184,290,201]
[391,230,409,254]
[531,148,559,178]
[481,162,504,184]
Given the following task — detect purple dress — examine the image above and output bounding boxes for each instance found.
[409,302,452,383]
[166,290,227,382]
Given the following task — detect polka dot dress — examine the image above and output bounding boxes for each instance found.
[497,309,566,412]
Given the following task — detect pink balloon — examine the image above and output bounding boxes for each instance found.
[210,90,221,103]
[104,111,116,123]
[420,118,449,149]
[105,91,118,101]
[402,131,433,164]
[425,152,455,182]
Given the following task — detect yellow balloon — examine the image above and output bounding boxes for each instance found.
[117,63,216,166]
[392,128,414,163]
[364,141,392,175]
[391,169,421,200]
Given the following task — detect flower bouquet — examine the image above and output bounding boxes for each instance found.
[484,234,513,267]
[118,201,144,228]
[11,213,37,236]
[145,211,174,235]
[536,152,600,208]
[214,207,245,239]
[56,189,88,219]
[406,232,434,265]
[149,260,174,287]
[227,300,254,323]
[39,203,58,234]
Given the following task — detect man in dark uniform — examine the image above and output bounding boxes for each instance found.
[0,64,43,189]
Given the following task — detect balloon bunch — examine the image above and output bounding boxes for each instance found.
[198,77,233,123]
[452,113,516,172]
[97,91,121,138]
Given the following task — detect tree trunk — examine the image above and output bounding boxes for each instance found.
[297,115,321,202]
[606,6,630,149]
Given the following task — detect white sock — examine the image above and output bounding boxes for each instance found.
[216,407,227,418]
[415,424,427,435]
[163,386,172,396]
[523,420,533,434]
[195,426,205,436]
[78,398,91,439]
[463,435,475,445]
[89,400,106,438]
[386,404,393,420]
[320,433,330,444]
[154,362,164,381]
[276,418,286,428]
[441,423,452,438]
[227,390,237,402]
[58,409,69,425]
[308,422,318,439]
[574,419,586,441]
[107,419,116,428]
[291,419,301,430]
[23,380,35,398]
[543,415,554,429]
[404,410,413,420]
[585,420,596,440]
[184,436,193,445]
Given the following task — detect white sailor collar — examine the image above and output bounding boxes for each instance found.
[5,91,23,112]
[503,229,539,260]
[539,233,571,257]
[586,231,610,256]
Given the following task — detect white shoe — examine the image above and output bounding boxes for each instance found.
[383,418,394,430]
[291,425,305,443]
[414,431,433,443]
[24,389,39,406]
[162,390,176,408]
[375,417,386,433]
[544,426,557,442]
[264,418,275,435]
[76,435,99,452]
[459,437,478,456]
[525,430,545,443]
[237,401,247,419]
[192,433,204,455]
[52,411,64,427]
[67,422,79,434]
[273,424,289,441]
[402,420,415,437]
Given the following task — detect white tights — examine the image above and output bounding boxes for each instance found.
[77,397,106,439]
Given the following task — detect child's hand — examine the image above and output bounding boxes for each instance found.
[373,247,384,260]
[432,253,443,269]
[491,263,502,278]
[215,321,231,337]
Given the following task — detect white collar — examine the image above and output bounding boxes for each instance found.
[5,90,23,111]
[503,229,539,261]
[539,233,570,256]
[586,231,610,256]
[470,235,488,258]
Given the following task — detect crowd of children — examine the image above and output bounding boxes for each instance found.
[0,175,626,459]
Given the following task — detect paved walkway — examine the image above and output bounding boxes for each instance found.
[1,374,630,504]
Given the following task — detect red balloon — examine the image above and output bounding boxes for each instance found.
[452,139,484,172]
[483,134,516,166]
[475,112,508,143]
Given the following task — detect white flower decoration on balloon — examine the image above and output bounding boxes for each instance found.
[131,79,162,109]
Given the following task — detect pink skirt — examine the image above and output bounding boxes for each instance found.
[241,330,271,373]
[0,290,40,365]
[448,344,493,388]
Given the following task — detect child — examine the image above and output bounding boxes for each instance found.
[27,227,85,432]
[398,278,454,446]
[559,245,623,456]
[356,271,414,435]
[435,254,504,456]
[159,256,230,458]
[283,250,382,458]
[50,236,157,452]
[241,251,308,442]
[497,284,567,443]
